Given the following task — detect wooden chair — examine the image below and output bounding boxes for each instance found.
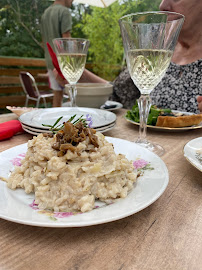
[19,71,54,108]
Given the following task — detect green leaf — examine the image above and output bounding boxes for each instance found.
[42,114,88,134]
[126,101,172,126]
[52,116,63,128]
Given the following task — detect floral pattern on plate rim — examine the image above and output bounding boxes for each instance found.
[8,153,154,221]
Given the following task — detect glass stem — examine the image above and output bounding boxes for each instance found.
[137,94,151,143]
[70,84,77,107]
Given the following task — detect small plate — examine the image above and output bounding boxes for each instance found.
[0,137,169,227]
[19,107,116,130]
[22,122,116,135]
[125,110,202,132]
[100,101,123,111]
[184,137,202,172]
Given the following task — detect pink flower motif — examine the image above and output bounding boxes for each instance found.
[19,153,26,157]
[133,159,149,170]
[29,200,39,210]
[10,157,22,166]
[10,153,26,166]
[54,212,74,218]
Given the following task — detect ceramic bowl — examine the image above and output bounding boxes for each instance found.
[65,83,113,108]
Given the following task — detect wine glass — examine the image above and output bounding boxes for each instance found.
[53,38,90,107]
[119,12,184,156]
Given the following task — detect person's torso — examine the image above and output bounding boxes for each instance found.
[41,4,72,69]
[151,60,202,113]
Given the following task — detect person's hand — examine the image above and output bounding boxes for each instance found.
[197,96,202,113]
[53,68,68,87]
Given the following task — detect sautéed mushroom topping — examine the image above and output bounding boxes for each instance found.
[48,121,99,156]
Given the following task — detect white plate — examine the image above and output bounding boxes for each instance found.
[100,101,123,111]
[98,123,116,133]
[94,122,116,132]
[22,126,41,136]
[22,123,116,135]
[19,107,116,130]
[126,110,202,132]
[21,123,51,134]
[0,137,169,227]
[21,120,116,132]
[184,137,202,172]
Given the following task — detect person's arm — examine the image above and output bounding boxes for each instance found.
[79,69,108,83]
[62,31,71,38]
[52,69,67,87]
[52,68,108,86]
[61,8,72,38]
[197,96,202,113]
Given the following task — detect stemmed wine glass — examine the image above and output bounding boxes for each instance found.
[119,12,184,156]
[53,38,90,107]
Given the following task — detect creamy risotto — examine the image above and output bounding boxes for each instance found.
[6,122,137,213]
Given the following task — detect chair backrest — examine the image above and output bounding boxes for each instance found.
[19,72,40,98]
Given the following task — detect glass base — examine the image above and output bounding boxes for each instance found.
[135,139,165,157]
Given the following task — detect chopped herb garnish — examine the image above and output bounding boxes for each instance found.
[42,114,91,133]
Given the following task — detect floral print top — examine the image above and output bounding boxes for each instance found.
[110,67,140,109]
[110,60,202,113]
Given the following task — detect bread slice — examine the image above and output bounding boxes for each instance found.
[156,114,202,128]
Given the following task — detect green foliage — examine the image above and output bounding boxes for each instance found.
[0,0,50,57]
[126,101,172,126]
[82,0,161,80]
[0,0,161,78]
[71,4,91,39]
[82,2,126,80]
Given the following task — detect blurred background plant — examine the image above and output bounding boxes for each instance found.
[0,0,161,80]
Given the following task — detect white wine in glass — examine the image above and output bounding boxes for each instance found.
[119,12,184,156]
[53,38,89,107]
[57,53,87,84]
[128,49,172,94]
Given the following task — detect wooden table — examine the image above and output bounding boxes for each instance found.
[0,110,202,270]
